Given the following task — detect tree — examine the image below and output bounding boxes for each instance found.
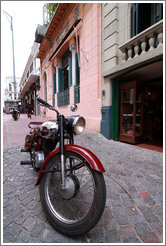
[44,3,58,26]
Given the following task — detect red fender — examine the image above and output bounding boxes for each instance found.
[35,144,105,185]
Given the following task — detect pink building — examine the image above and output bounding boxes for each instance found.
[37,3,102,132]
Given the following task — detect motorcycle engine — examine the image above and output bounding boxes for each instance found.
[35,151,45,169]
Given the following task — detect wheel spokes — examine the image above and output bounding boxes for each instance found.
[45,155,95,223]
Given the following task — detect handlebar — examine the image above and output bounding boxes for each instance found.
[37,97,52,108]
[37,97,59,116]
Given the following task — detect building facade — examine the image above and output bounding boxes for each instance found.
[19,42,41,115]
[3,76,21,113]
[4,76,20,101]
[101,3,163,146]
[37,3,102,131]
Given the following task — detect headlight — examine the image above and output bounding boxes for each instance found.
[67,116,86,135]
[73,116,86,135]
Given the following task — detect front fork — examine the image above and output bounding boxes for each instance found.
[59,115,74,189]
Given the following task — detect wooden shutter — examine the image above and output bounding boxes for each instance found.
[58,68,63,92]
[53,73,56,94]
[132,3,139,37]
[45,75,47,102]
[69,57,72,87]
[75,53,80,85]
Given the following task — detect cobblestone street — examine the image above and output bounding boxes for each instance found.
[3,113,164,244]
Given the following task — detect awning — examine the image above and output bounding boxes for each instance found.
[49,19,82,61]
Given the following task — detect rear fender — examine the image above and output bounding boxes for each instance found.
[35,144,105,185]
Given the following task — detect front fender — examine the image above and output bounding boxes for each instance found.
[35,144,105,185]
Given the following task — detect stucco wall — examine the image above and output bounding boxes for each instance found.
[102,3,131,74]
[101,3,131,107]
[41,3,102,132]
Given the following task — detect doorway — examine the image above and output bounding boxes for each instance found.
[143,80,163,147]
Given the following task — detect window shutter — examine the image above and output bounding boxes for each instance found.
[52,94,55,107]
[132,3,139,37]
[75,53,80,85]
[69,57,72,87]
[53,73,56,94]
[151,3,163,24]
[58,68,63,92]
[45,75,47,102]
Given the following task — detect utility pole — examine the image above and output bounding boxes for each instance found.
[3,10,16,100]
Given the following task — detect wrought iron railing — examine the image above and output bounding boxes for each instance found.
[74,84,80,104]
[57,89,70,107]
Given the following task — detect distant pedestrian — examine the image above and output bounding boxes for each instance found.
[26,101,32,119]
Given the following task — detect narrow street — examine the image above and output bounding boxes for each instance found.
[3,113,163,243]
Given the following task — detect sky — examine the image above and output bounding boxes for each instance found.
[1,1,45,95]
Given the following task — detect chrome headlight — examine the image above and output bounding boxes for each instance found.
[67,116,86,135]
[73,116,86,135]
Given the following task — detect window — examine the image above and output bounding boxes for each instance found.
[62,49,72,90]
[132,3,163,37]
[57,49,72,106]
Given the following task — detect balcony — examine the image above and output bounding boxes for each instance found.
[103,20,163,79]
[57,89,70,107]
[20,71,40,96]
[35,24,47,43]
[119,20,163,62]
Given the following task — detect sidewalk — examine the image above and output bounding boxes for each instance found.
[3,113,46,149]
[3,113,163,243]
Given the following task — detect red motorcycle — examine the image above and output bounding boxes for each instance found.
[21,97,106,236]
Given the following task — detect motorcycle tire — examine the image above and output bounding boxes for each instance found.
[40,151,106,236]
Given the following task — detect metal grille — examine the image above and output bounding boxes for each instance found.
[57,89,70,107]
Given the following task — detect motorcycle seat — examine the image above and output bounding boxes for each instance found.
[28,122,44,129]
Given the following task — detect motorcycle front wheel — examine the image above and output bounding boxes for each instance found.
[40,151,106,236]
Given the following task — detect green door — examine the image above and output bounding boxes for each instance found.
[112,80,120,140]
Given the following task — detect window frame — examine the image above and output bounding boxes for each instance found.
[132,3,163,37]
[57,48,72,107]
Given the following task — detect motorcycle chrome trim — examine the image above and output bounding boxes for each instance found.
[35,144,105,186]
[60,154,66,189]
[39,121,59,139]
[59,176,76,200]
[41,121,59,130]
[28,122,44,129]
[35,151,45,169]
